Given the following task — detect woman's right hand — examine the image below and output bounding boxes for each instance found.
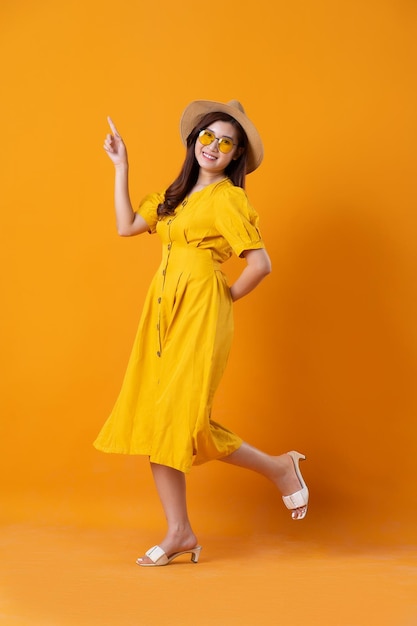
[103,116,128,166]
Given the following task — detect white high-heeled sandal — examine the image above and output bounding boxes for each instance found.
[136,545,202,567]
[282,451,309,520]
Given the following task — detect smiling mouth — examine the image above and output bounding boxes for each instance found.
[202,151,217,161]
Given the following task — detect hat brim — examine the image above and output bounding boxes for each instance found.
[180,99,263,174]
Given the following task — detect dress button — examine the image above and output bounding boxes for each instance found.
[158,297,161,303]
[162,269,166,276]
[157,351,161,357]
[167,243,172,250]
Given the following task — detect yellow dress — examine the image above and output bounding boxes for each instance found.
[93,178,265,473]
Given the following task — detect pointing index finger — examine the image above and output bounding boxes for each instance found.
[107,116,120,137]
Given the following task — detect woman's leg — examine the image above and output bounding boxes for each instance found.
[220,442,308,518]
[137,462,198,563]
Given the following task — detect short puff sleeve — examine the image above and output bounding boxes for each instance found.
[213,186,264,257]
[135,191,165,234]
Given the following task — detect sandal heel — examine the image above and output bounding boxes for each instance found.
[190,546,202,563]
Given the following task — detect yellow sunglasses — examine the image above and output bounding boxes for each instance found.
[198,129,237,154]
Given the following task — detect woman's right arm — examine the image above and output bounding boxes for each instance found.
[103,117,149,237]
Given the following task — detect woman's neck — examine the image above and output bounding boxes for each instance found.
[193,172,226,192]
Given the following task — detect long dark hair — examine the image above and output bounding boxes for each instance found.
[157,112,248,217]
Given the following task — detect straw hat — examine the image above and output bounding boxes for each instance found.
[180,99,264,174]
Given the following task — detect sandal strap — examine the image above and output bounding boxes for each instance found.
[283,488,308,510]
[145,545,169,565]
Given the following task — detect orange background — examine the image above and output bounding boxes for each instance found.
[1,0,417,605]
[1,0,416,537]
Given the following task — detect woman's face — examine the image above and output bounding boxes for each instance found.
[194,120,242,175]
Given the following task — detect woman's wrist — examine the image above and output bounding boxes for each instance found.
[114,161,129,171]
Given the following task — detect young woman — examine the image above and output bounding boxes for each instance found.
[94,99,309,566]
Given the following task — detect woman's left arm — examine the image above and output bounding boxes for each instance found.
[230,248,272,302]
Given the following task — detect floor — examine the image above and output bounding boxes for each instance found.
[1,513,416,626]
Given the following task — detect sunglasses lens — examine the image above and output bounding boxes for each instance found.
[218,138,233,153]
[198,130,215,146]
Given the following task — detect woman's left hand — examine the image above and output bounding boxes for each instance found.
[230,248,272,301]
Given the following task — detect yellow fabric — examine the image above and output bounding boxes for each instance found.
[93,178,265,473]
